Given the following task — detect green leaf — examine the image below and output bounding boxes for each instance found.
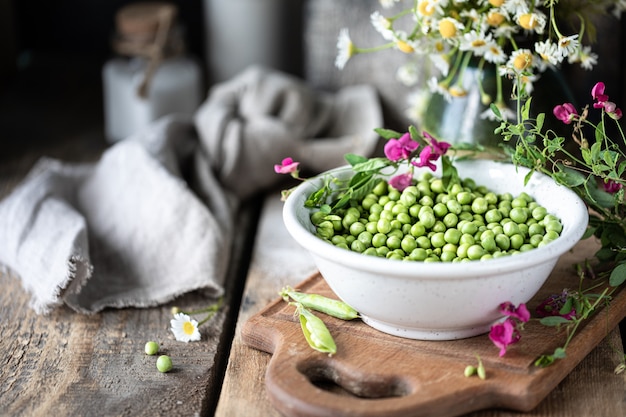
[535,112,545,131]
[552,166,586,187]
[374,127,402,139]
[595,120,605,142]
[351,157,390,173]
[521,97,532,120]
[490,103,502,119]
[609,262,626,287]
[344,153,369,167]
[539,316,571,326]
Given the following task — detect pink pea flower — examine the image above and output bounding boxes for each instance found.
[603,179,623,194]
[603,101,623,120]
[423,131,451,157]
[274,157,300,175]
[411,145,438,171]
[388,172,414,191]
[489,318,521,357]
[553,103,578,124]
[499,301,530,323]
[591,81,609,103]
[384,132,419,162]
[535,290,577,320]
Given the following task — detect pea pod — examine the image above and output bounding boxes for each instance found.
[292,302,337,355]
[280,286,359,320]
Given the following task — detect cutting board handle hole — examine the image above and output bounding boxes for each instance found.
[297,360,413,399]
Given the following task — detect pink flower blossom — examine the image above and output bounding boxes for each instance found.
[411,145,438,171]
[499,302,530,322]
[274,157,300,175]
[423,131,451,157]
[535,291,577,320]
[489,318,521,357]
[603,180,623,194]
[553,103,578,124]
[384,133,419,162]
[388,172,414,191]
[591,81,608,103]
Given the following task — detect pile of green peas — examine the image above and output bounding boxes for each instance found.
[310,172,563,262]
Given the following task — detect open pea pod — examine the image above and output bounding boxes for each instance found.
[292,302,337,355]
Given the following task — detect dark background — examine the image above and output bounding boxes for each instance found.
[0,0,624,159]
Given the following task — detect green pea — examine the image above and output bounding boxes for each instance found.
[376,246,390,257]
[495,233,510,250]
[156,355,173,373]
[372,233,387,248]
[456,191,472,205]
[509,207,528,224]
[409,248,429,261]
[510,234,524,249]
[416,235,431,249]
[401,235,418,253]
[349,221,366,236]
[357,231,373,247]
[444,228,461,245]
[467,244,485,260]
[410,222,426,237]
[485,209,502,223]
[433,202,448,218]
[471,197,488,214]
[145,341,159,356]
[377,218,392,234]
[350,239,366,253]
[387,235,402,250]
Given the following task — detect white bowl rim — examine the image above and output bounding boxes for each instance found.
[283,159,589,280]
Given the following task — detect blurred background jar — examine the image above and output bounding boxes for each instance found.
[102,1,203,143]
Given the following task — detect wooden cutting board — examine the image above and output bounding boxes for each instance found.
[241,239,626,417]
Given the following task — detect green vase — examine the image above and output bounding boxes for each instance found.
[416,63,576,152]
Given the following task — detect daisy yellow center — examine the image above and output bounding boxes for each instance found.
[435,41,445,52]
[183,321,195,335]
[417,0,436,16]
[513,52,533,70]
[397,40,414,53]
[439,20,457,39]
[488,0,505,6]
[449,86,467,97]
[559,37,572,48]
[486,12,505,27]
[518,14,537,30]
[471,39,486,48]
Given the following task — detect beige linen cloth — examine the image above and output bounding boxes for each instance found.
[0,66,382,314]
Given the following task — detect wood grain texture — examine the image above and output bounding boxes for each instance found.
[0,134,258,417]
[216,192,626,417]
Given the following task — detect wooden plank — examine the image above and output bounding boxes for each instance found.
[216,192,626,417]
[0,137,259,416]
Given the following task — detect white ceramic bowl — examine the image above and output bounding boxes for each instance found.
[283,159,589,340]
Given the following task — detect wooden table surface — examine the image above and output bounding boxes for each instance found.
[1,77,626,416]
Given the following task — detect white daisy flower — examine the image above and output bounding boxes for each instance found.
[396,62,420,86]
[501,0,529,16]
[459,30,491,56]
[379,0,400,9]
[371,11,395,41]
[483,40,507,64]
[569,45,598,71]
[516,11,547,34]
[427,76,453,102]
[535,40,562,66]
[557,35,580,59]
[170,313,201,342]
[429,52,451,76]
[335,28,356,70]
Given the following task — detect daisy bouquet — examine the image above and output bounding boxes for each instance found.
[336,0,625,121]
